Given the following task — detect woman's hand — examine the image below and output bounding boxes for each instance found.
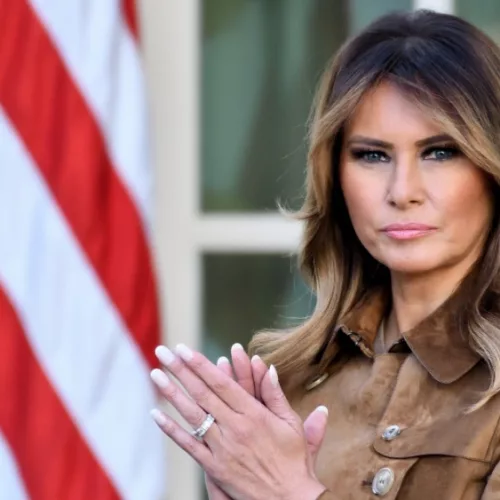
[218,345,330,464]
[150,344,328,500]
[206,345,329,499]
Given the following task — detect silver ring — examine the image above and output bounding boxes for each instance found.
[192,413,215,440]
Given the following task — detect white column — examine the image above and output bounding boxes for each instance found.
[140,1,201,499]
[413,0,455,13]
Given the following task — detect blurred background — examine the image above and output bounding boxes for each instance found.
[1,1,499,500]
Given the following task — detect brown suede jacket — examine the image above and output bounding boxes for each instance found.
[289,291,500,499]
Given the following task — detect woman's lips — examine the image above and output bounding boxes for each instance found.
[381,223,437,240]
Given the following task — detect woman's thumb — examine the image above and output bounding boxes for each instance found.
[303,406,328,462]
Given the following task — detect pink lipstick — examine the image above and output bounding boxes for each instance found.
[381,223,437,240]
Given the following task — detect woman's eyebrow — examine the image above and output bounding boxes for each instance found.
[346,136,393,149]
[415,134,455,147]
[346,133,455,149]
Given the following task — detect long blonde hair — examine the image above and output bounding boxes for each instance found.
[249,9,500,409]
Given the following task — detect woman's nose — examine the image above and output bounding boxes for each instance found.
[386,159,425,209]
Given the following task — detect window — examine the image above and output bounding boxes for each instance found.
[200,2,412,498]
[200,0,412,364]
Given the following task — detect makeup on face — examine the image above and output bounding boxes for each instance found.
[380,222,437,240]
[339,82,492,277]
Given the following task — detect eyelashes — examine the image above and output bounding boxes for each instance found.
[349,144,462,164]
[350,149,389,163]
[422,145,461,161]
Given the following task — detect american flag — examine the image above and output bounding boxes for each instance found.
[0,1,165,499]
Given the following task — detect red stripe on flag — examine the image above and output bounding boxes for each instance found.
[122,0,139,39]
[0,286,120,500]
[0,2,159,369]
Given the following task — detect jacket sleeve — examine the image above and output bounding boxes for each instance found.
[481,460,500,499]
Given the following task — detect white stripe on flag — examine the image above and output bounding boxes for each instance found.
[0,109,165,500]
[28,0,153,232]
[0,433,28,500]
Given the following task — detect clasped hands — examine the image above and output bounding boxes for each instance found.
[149,343,329,500]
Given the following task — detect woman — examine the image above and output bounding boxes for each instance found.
[150,9,500,499]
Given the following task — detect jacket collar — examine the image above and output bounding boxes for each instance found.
[337,288,482,384]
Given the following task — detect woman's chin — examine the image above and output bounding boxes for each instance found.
[378,253,444,275]
[384,262,437,275]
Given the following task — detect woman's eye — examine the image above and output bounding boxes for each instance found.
[351,149,390,163]
[423,146,460,161]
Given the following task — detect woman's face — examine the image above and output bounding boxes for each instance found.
[340,82,493,277]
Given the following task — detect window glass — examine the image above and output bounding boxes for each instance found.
[201,0,412,212]
[457,0,500,45]
[202,253,315,362]
[202,0,347,212]
[349,0,412,33]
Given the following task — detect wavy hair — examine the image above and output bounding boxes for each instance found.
[248,9,500,409]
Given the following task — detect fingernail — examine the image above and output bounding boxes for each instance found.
[251,354,262,364]
[316,405,329,415]
[150,368,170,389]
[175,343,193,361]
[269,364,279,388]
[150,408,168,426]
[217,356,230,366]
[231,343,244,353]
[155,345,176,366]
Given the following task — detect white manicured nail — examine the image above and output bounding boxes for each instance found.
[150,369,170,390]
[150,408,168,426]
[316,405,329,415]
[175,343,193,361]
[269,364,279,388]
[231,343,244,353]
[155,345,176,366]
[251,354,262,364]
[217,356,230,366]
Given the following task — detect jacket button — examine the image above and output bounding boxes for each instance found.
[372,467,395,496]
[382,425,401,441]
